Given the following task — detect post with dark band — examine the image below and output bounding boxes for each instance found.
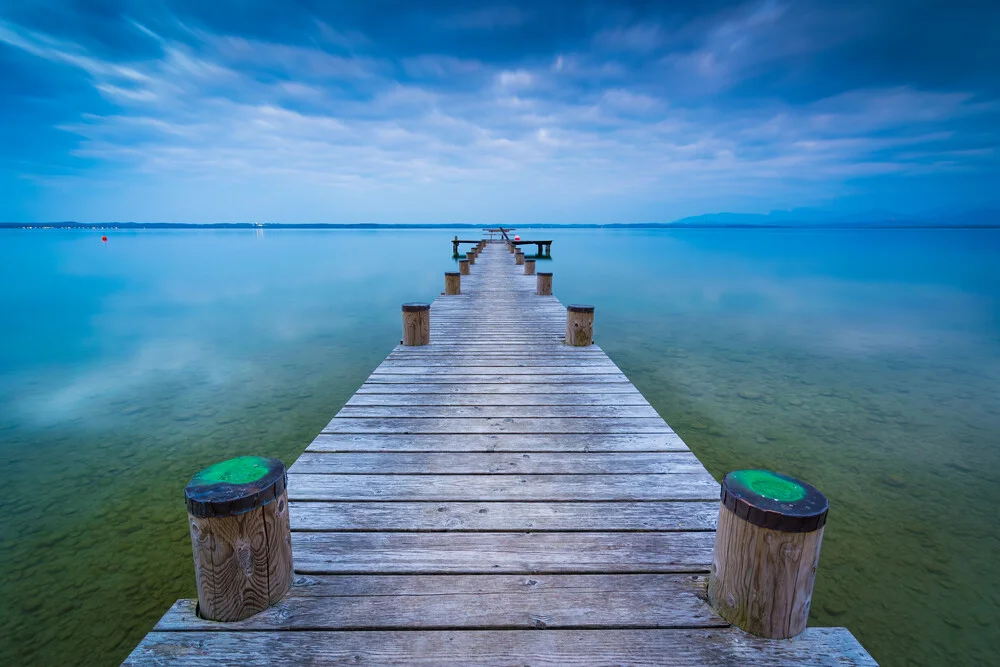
[514,251,524,265]
[536,272,552,295]
[459,258,470,275]
[708,469,829,639]
[401,302,430,346]
[524,258,536,275]
[185,456,293,622]
[566,304,595,346]
[444,271,461,295]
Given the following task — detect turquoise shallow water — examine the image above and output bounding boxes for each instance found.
[1,228,998,665]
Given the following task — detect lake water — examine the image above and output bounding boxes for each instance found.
[0,228,997,666]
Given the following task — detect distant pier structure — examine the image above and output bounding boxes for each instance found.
[126,235,874,666]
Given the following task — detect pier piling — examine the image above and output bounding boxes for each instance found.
[708,470,828,639]
[566,304,595,346]
[401,302,430,346]
[536,271,553,295]
[184,456,292,622]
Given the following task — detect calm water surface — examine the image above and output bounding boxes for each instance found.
[0,228,997,665]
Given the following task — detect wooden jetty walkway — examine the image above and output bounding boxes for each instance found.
[126,241,874,665]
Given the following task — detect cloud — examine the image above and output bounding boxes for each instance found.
[0,1,998,223]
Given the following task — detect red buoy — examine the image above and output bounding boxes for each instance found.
[101,235,108,243]
[514,235,521,241]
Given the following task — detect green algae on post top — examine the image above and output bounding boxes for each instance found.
[722,470,829,533]
[191,455,273,486]
[185,456,287,518]
[730,469,807,503]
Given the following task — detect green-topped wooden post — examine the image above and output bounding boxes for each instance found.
[708,469,829,639]
[185,456,293,622]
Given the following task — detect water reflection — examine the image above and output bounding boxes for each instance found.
[0,228,997,666]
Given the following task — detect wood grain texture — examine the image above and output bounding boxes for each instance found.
[354,382,643,394]
[321,417,673,434]
[401,308,429,346]
[708,504,824,639]
[287,500,720,531]
[536,272,553,295]
[155,574,724,631]
[289,451,706,475]
[344,391,650,406]
[188,507,270,622]
[291,531,715,573]
[125,628,877,666]
[261,490,294,604]
[334,404,661,418]
[287,472,719,501]
[305,432,691,452]
[566,309,594,346]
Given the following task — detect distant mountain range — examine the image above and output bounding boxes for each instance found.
[640,207,1000,228]
[2,208,998,229]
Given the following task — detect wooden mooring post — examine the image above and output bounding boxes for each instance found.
[444,271,461,295]
[514,251,524,265]
[184,456,293,622]
[401,302,430,346]
[566,304,595,346]
[708,469,829,639]
[524,258,536,274]
[536,271,552,295]
[459,259,470,275]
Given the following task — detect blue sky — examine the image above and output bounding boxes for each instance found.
[1,0,998,223]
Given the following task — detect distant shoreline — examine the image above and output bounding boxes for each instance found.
[2,222,999,230]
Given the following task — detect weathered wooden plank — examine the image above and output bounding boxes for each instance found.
[363,374,632,384]
[355,383,643,394]
[291,531,715,573]
[289,451,706,475]
[334,405,661,419]
[154,574,725,631]
[344,392,650,407]
[322,417,673,434]
[305,432,691,453]
[288,501,719,531]
[288,473,718,501]
[125,628,877,666]
[377,360,621,369]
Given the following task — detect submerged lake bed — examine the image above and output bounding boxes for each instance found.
[1,228,997,665]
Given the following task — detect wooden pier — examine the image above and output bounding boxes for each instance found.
[125,241,875,665]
